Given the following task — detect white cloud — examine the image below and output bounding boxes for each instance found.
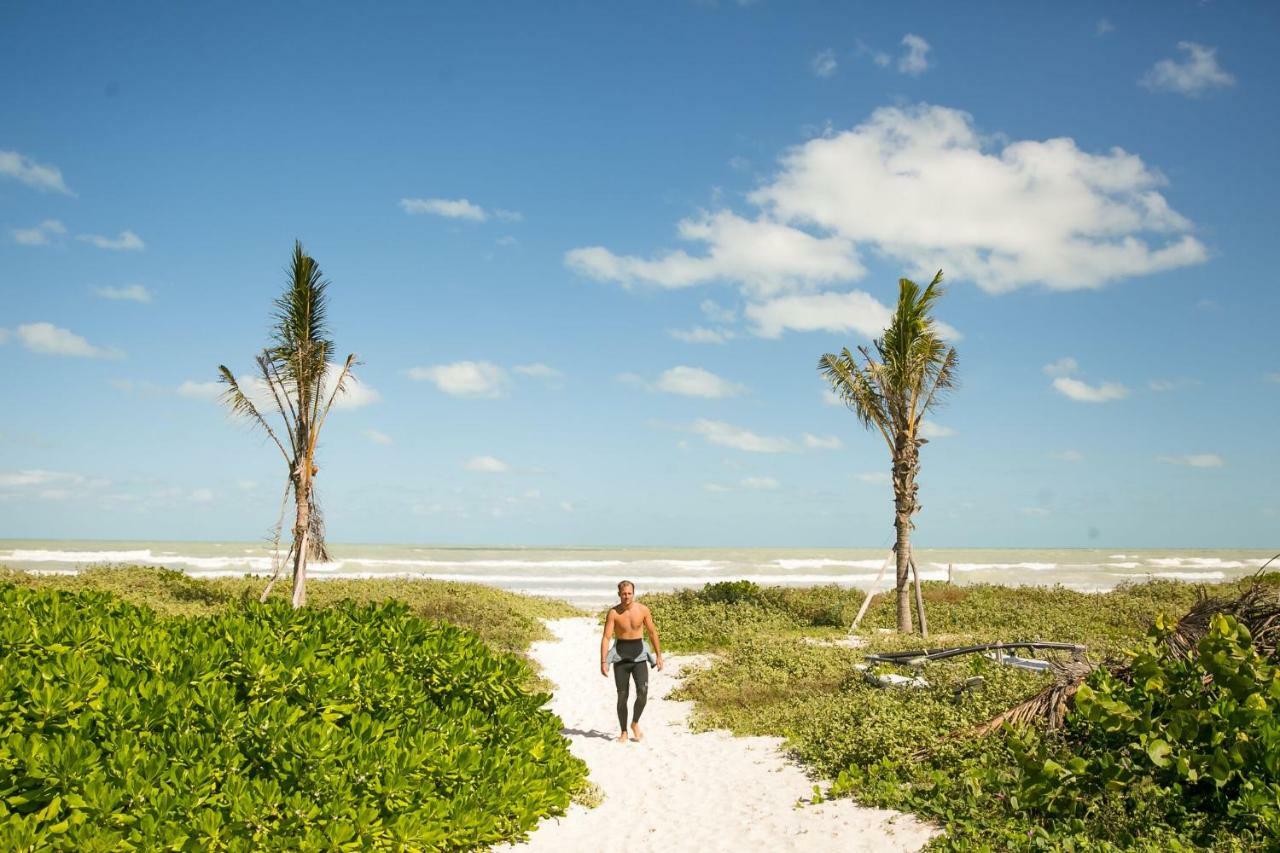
[919,420,955,439]
[703,483,732,493]
[691,419,795,453]
[1157,453,1224,469]
[654,366,746,398]
[855,39,891,68]
[803,433,843,450]
[0,470,90,488]
[0,150,73,195]
[400,197,488,221]
[189,488,215,503]
[1052,450,1085,462]
[1042,357,1079,377]
[746,290,890,339]
[728,156,751,172]
[822,389,841,407]
[811,49,837,78]
[78,230,145,251]
[364,429,393,446]
[496,235,518,246]
[514,362,563,380]
[752,105,1205,293]
[237,480,258,491]
[1096,18,1114,36]
[494,208,524,222]
[16,322,122,359]
[898,34,931,76]
[408,361,508,398]
[466,455,510,473]
[94,284,153,303]
[178,380,222,400]
[669,326,734,344]
[741,476,780,490]
[325,365,380,410]
[560,501,575,512]
[1141,42,1235,96]
[571,104,1204,303]
[566,209,863,299]
[11,219,67,246]
[1148,378,1199,392]
[1052,376,1129,403]
[856,471,890,485]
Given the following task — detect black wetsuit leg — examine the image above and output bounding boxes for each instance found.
[613,639,650,731]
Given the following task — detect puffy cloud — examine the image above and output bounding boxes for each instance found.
[565,209,863,299]
[466,455,510,473]
[408,361,509,398]
[811,49,837,78]
[77,230,145,251]
[898,34,931,76]
[690,419,795,453]
[177,380,222,400]
[751,105,1205,293]
[11,219,66,246]
[184,362,378,410]
[94,284,153,303]
[1141,43,1235,96]
[1052,376,1129,403]
[1157,453,1224,469]
[0,150,73,195]
[568,104,1203,326]
[653,366,746,398]
[803,433,843,450]
[16,323,122,358]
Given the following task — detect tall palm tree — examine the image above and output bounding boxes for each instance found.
[219,241,356,608]
[819,271,958,633]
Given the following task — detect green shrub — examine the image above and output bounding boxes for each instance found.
[0,584,587,850]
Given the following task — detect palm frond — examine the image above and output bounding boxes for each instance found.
[218,366,291,463]
[819,349,893,451]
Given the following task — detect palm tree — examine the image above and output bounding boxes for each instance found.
[219,241,356,608]
[819,271,958,633]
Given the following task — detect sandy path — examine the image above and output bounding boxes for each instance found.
[497,618,935,853]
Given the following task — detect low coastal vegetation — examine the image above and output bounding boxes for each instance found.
[0,570,587,850]
[649,576,1280,850]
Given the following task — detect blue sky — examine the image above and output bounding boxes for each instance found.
[2,1,1277,548]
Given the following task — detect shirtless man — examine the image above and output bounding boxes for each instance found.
[600,580,664,742]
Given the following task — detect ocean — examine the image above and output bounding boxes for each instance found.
[1,539,1275,609]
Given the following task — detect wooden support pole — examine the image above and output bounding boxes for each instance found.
[909,552,929,639]
[850,548,896,632]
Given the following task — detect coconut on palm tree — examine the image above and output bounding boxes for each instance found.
[219,241,357,608]
[819,270,957,633]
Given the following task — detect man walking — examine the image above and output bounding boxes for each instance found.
[600,580,664,742]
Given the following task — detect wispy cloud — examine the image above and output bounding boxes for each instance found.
[898,34,931,75]
[1141,42,1235,96]
[741,476,780,490]
[1052,450,1085,462]
[1042,357,1079,377]
[514,363,563,381]
[465,455,510,473]
[1148,378,1200,392]
[177,380,222,400]
[1157,453,1224,469]
[364,429,393,446]
[856,471,890,485]
[77,230,145,251]
[1053,377,1129,403]
[184,363,378,410]
[803,433,842,450]
[400,197,523,223]
[0,150,73,195]
[920,420,955,439]
[810,49,837,78]
[1096,18,1114,37]
[11,219,67,246]
[94,284,153,303]
[690,419,795,453]
[15,322,122,359]
[408,361,509,398]
[669,326,734,344]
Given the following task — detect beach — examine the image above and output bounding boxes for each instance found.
[2,540,1274,609]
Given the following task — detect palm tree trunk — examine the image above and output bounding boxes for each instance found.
[290,473,310,609]
[893,512,913,632]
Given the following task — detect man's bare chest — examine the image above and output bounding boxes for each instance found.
[613,607,645,634]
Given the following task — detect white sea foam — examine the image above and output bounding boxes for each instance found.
[772,559,888,570]
[1145,558,1245,569]
[1109,562,1141,569]
[942,562,1059,573]
[1151,571,1226,580]
[4,549,161,562]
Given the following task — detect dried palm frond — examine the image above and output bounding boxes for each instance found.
[971,659,1096,738]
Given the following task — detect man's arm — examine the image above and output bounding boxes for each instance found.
[643,606,664,671]
[600,609,614,677]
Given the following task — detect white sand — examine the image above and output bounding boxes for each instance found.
[498,618,935,853]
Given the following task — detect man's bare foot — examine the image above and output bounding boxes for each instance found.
[616,732,629,743]
[630,723,643,742]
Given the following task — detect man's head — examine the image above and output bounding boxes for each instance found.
[617,580,635,605]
